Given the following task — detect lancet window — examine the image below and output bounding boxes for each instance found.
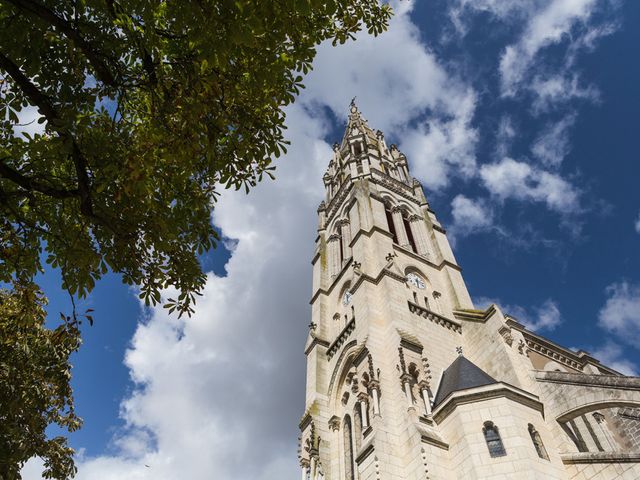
[384,202,398,244]
[327,219,352,278]
[343,415,355,480]
[382,200,430,257]
[483,421,507,457]
[528,424,549,460]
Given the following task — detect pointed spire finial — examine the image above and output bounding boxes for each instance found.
[350,96,358,114]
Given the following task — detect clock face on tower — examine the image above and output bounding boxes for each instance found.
[406,273,426,289]
[342,291,353,306]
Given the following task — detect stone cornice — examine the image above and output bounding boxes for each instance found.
[398,330,423,353]
[432,224,447,234]
[408,301,462,334]
[560,452,640,464]
[350,224,393,247]
[508,319,621,375]
[452,305,497,323]
[304,335,330,356]
[327,319,356,360]
[420,434,449,451]
[370,168,421,206]
[355,442,375,465]
[432,382,543,423]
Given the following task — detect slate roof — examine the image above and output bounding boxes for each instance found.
[433,356,498,407]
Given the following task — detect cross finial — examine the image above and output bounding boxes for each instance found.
[456,346,463,356]
[349,96,358,114]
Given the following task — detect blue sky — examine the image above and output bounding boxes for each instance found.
[23,1,640,478]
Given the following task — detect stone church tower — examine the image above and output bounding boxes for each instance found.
[298,102,640,479]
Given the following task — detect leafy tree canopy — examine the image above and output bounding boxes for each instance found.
[0,0,392,316]
[0,283,82,480]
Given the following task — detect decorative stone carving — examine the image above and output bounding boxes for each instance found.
[398,346,407,374]
[498,326,514,346]
[328,415,341,432]
[518,339,527,355]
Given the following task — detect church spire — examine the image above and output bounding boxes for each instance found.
[322,101,414,208]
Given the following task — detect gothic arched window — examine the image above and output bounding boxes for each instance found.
[483,421,507,457]
[528,424,549,460]
[353,405,363,452]
[384,203,399,244]
[402,211,417,253]
[343,415,355,480]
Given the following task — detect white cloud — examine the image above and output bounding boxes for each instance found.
[23,5,482,480]
[449,0,616,110]
[499,0,600,97]
[530,74,599,113]
[480,157,580,213]
[635,212,640,234]
[588,341,638,376]
[449,0,538,36]
[531,113,576,166]
[475,297,563,332]
[305,2,479,191]
[449,194,494,239]
[598,281,640,347]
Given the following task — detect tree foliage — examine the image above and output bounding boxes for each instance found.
[0,0,392,316]
[0,283,82,480]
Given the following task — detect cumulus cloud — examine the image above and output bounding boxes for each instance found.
[449,195,494,239]
[475,296,563,332]
[480,157,580,213]
[531,113,576,166]
[598,281,640,347]
[23,4,483,480]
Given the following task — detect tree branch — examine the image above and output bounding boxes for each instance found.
[0,51,100,223]
[5,0,117,86]
[0,160,79,199]
[0,50,59,123]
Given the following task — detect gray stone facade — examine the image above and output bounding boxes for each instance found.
[299,102,640,479]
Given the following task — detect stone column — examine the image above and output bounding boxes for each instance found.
[339,221,352,261]
[391,206,409,246]
[409,215,430,257]
[358,392,369,429]
[369,381,381,417]
[301,459,310,480]
[328,416,341,480]
[419,381,432,416]
[310,456,316,480]
[327,234,341,277]
[402,374,415,411]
